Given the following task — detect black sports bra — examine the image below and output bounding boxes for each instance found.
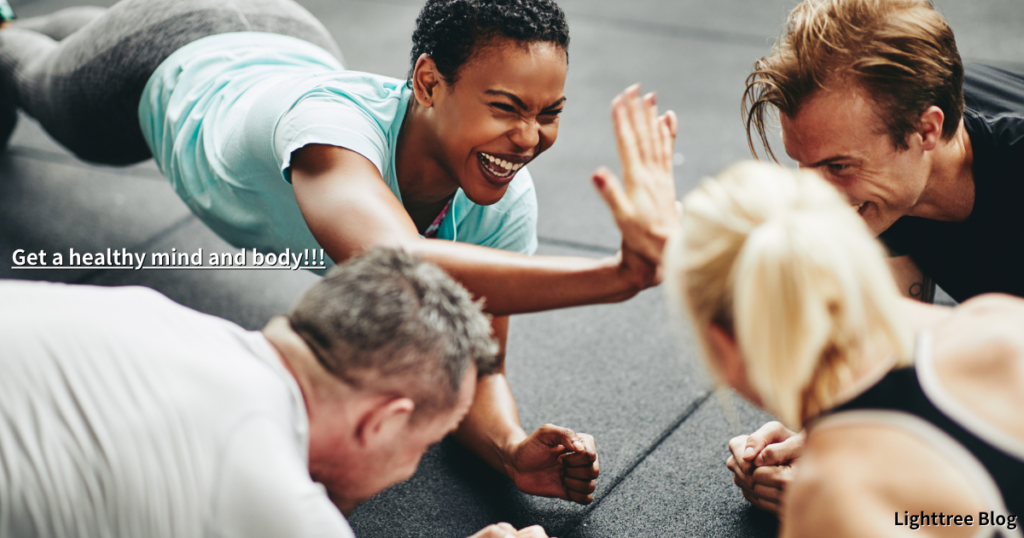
[815,333,1023,528]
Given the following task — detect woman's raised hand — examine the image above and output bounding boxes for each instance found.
[593,84,680,269]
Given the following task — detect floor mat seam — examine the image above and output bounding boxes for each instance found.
[566,389,714,536]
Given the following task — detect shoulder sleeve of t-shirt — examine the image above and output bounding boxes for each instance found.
[453,167,539,255]
[274,92,389,184]
[963,63,1024,116]
[211,417,355,538]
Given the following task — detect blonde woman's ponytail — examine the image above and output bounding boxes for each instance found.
[668,162,911,428]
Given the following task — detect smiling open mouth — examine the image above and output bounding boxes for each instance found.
[478,152,525,179]
[853,201,870,215]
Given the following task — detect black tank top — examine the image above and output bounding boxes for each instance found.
[820,335,1023,519]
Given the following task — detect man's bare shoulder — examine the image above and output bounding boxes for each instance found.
[780,423,985,538]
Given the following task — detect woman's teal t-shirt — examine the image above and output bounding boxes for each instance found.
[138,32,538,268]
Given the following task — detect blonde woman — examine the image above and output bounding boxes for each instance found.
[596,159,1023,536]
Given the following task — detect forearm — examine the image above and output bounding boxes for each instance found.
[454,372,526,477]
[453,316,524,476]
[406,239,644,316]
[292,146,648,316]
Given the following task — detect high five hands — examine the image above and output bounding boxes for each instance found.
[593,84,681,285]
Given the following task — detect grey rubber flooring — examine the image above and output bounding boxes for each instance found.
[1,0,1019,536]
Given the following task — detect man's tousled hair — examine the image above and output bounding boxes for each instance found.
[744,0,963,160]
[288,249,498,418]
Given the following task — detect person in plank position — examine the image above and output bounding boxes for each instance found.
[733,0,1024,514]
[0,249,549,538]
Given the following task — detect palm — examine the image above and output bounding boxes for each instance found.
[593,85,680,266]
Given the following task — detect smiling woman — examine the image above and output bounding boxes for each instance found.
[0,0,679,513]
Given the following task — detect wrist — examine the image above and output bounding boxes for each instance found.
[497,428,529,479]
[614,249,655,294]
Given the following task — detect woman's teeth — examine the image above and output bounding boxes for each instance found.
[479,152,524,177]
[853,202,867,212]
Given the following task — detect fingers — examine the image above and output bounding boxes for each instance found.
[741,487,783,516]
[753,421,799,445]
[657,112,676,174]
[727,435,756,474]
[565,486,594,505]
[563,456,599,478]
[469,523,551,538]
[754,431,805,467]
[563,475,596,495]
[515,525,550,538]
[592,167,630,222]
[747,473,786,505]
[627,86,654,164]
[562,443,599,500]
[753,464,793,490]
[557,431,598,505]
[736,471,784,516]
[642,91,661,166]
[732,467,754,492]
[726,453,754,486]
[742,421,796,462]
[535,424,585,452]
[562,449,597,503]
[742,435,765,462]
[613,84,663,172]
[612,91,641,173]
[469,523,517,538]
[731,462,792,517]
[662,109,678,139]
[561,449,597,467]
[657,121,672,175]
[563,432,596,462]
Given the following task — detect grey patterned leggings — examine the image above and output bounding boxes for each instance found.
[0,0,341,164]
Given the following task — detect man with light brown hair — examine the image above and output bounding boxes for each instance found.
[727,0,1024,517]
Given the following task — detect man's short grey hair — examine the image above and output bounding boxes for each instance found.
[288,248,498,417]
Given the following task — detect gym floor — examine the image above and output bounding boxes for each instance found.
[2,0,1021,536]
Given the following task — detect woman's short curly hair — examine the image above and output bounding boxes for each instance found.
[408,0,570,86]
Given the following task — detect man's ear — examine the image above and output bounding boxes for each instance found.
[356,396,416,448]
[412,53,443,108]
[916,105,945,152]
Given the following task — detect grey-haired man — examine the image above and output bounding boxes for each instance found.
[0,249,548,538]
